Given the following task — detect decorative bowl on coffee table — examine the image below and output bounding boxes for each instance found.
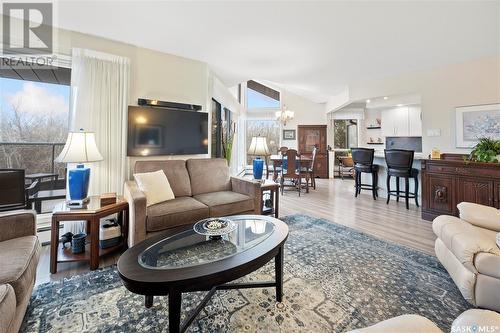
[193,217,236,239]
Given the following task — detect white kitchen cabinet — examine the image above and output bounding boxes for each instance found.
[381,106,421,137]
[408,105,422,136]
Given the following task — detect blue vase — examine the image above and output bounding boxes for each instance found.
[68,164,90,200]
[253,158,264,180]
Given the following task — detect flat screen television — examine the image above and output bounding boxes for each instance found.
[127,106,208,156]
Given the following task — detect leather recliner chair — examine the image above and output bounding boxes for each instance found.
[433,202,500,311]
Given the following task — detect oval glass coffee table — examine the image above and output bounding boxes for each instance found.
[117,215,289,333]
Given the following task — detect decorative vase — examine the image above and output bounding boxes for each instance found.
[253,158,264,179]
[68,164,90,200]
[71,233,86,254]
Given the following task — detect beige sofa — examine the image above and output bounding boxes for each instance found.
[124,158,262,246]
[0,210,40,333]
[433,202,500,311]
[348,309,500,333]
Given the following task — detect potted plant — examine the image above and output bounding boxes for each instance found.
[468,137,500,163]
[222,120,236,164]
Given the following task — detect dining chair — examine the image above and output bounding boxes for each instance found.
[301,146,318,189]
[278,146,288,155]
[271,146,289,177]
[338,156,354,180]
[25,180,40,211]
[0,169,27,211]
[280,149,308,196]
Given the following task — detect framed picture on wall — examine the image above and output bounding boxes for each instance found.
[455,103,500,148]
[283,129,296,140]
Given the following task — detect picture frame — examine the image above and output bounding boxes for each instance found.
[455,104,500,148]
[282,129,296,140]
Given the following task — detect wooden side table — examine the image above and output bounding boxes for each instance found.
[260,179,280,218]
[50,196,129,273]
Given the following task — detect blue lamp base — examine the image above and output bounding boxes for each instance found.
[68,164,90,206]
[253,157,264,180]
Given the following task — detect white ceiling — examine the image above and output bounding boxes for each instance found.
[55,1,500,103]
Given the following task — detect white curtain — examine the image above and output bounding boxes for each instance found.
[64,49,130,234]
[69,48,130,196]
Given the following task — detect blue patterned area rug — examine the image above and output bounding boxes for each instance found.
[22,214,471,332]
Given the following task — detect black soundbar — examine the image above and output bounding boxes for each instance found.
[138,98,202,111]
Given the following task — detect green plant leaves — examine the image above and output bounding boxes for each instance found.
[470,137,500,163]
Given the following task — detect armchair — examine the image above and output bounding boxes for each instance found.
[348,309,500,333]
[0,210,40,333]
[433,202,500,311]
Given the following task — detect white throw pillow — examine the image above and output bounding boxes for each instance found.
[457,202,500,232]
[134,170,175,207]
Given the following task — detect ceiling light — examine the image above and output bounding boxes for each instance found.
[383,96,388,100]
[397,104,403,107]
[366,99,371,103]
[276,106,294,125]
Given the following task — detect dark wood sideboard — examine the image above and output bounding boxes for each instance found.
[421,155,500,221]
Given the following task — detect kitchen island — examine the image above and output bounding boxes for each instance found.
[360,152,425,204]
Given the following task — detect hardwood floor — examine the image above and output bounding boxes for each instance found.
[280,178,435,254]
[36,178,435,286]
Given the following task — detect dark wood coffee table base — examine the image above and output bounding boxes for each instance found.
[145,245,283,333]
[118,215,289,333]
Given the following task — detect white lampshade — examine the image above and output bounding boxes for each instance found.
[248,136,270,156]
[55,131,104,163]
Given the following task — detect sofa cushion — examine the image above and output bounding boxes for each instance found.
[134,160,192,197]
[433,215,500,272]
[457,202,500,232]
[474,253,500,279]
[187,158,231,195]
[435,238,476,305]
[0,284,16,333]
[452,309,500,331]
[146,197,209,232]
[194,191,254,217]
[475,274,500,312]
[134,170,175,207]
[0,236,40,304]
[347,314,443,333]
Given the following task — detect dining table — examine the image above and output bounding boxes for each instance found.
[268,154,313,182]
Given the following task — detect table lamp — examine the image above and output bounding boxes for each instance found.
[55,129,103,207]
[248,136,269,180]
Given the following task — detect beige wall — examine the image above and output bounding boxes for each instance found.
[281,90,327,150]
[346,56,500,155]
[49,28,214,177]
[53,29,210,107]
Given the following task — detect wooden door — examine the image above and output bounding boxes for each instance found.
[458,178,494,207]
[298,125,328,178]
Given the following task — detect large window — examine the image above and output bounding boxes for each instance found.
[246,120,280,164]
[246,80,280,110]
[0,76,70,213]
[247,88,280,109]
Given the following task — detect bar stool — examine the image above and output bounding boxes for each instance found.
[385,149,419,209]
[351,148,379,200]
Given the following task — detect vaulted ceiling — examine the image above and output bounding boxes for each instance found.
[55,1,499,103]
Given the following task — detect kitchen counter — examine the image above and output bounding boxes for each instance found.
[360,153,422,204]
[373,151,425,160]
